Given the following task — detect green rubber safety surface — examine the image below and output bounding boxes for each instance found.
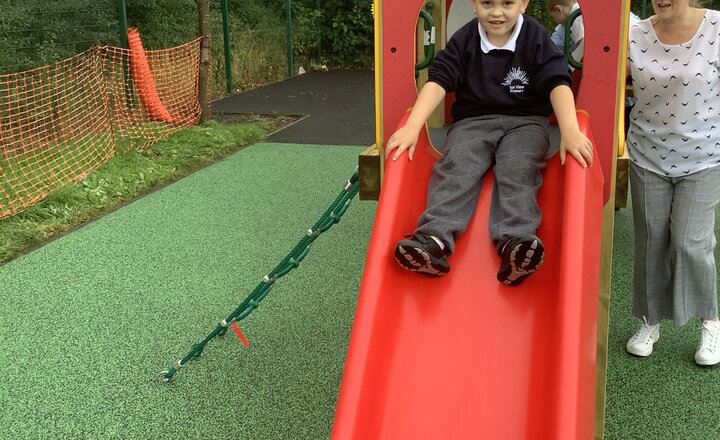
[2,141,719,438]
[0,142,376,439]
[603,202,720,439]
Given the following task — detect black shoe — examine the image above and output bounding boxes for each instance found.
[497,235,544,286]
[394,233,450,276]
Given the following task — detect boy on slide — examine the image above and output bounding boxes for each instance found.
[386,0,592,285]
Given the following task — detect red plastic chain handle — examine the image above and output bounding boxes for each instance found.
[231,322,250,348]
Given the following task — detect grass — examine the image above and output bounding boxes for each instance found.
[0,134,116,213]
[0,119,266,264]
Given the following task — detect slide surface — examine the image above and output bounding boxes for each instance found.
[332,114,604,439]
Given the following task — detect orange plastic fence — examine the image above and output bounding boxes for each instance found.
[0,35,202,220]
[127,27,175,123]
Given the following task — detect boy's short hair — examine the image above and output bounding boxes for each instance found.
[546,0,576,9]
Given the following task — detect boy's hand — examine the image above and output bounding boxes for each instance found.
[384,124,421,161]
[383,82,446,161]
[549,85,593,167]
[559,129,593,168]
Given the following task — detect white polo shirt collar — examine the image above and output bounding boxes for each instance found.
[478,14,524,53]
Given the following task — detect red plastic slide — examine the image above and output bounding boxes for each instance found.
[332,113,604,439]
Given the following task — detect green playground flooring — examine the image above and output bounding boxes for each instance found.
[1,142,719,439]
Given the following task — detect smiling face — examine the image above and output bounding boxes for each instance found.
[471,0,529,45]
[652,0,694,18]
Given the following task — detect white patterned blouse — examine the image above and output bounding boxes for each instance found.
[627,9,720,177]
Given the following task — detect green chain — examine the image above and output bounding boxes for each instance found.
[161,169,360,382]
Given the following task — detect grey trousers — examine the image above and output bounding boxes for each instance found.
[630,162,720,326]
[416,115,550,254]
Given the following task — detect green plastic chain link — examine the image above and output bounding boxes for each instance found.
[161,169,360,382]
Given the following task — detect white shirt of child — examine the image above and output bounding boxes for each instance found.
[568,3,584,47]
[478,14,523,53]
[627,10,720,177]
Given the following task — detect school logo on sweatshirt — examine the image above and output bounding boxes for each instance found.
[502,67,529,94]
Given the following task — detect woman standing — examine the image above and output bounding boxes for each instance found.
[625,0,720,366]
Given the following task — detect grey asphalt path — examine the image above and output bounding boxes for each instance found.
[212,70,375,146]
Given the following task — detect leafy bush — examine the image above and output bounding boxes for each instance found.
[526,2,553,30]
[323,0,374,66]
[0,0,119,73]
[290,1,323,65]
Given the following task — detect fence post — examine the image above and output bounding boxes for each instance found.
[286,0,294,77]
[117,0,134,109]
[197,0,211,121]
[220,0,233,95]
[118,0,128,48]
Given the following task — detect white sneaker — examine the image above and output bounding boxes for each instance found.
[695,319,720,366]
[626,317,660,357]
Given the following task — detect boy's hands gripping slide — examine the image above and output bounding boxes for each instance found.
[384,82,447,162]
[559,127,593,168]
[384,123,422,161]
[550,84,593,168]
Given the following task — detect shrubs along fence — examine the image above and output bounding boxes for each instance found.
[0,35,202,220]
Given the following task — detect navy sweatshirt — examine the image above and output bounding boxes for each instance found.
[428,15,572,122]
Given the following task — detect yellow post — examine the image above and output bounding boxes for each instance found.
[594,1,633,438]
[358,0,385,201]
